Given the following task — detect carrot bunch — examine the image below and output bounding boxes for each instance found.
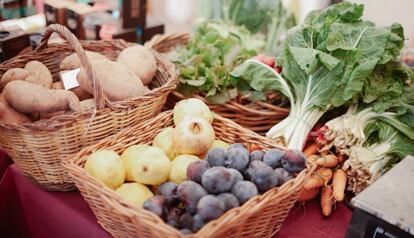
[298,143,347,216]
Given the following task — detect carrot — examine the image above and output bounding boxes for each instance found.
[332,169,347,202]
[304,143,318,157]
[297,187,320,202]
[316,154,339,168]
[321,185,333,216]
[304,168,333,190]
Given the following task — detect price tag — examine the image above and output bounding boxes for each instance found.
[60,68,80,90]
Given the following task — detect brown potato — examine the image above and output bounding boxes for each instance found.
[80,99,95,111]
[52,81,64,90]
[117,45,156,85]
[0,94,31,124]
[0,68,30,90]
[3,80,81,114]
[24,61,53,88]
[77,59,146,101]
[60,51,108,71]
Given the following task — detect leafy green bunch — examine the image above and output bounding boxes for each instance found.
[171,22,266,104]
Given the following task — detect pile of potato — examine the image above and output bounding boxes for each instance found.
[0,45,156,124]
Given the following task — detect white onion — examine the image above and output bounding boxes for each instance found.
[173,98,214,126]
[173,117,215,155]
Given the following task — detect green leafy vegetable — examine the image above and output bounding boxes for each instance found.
[231,2,405,150]
[198,0,296,55]
[171,22,266,104]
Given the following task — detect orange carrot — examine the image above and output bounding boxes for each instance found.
[304,143,319,157]
[332,169,347,202]
[297,187,320,202]
[316,154,339,168]
[304,168,333,190]
[321,185,333,216]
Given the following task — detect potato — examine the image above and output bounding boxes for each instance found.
[117,45,156,85]
[52,81,64,90]
[60,51,108,71]
[3,80,81,114]
[54,76,92,101]
[80,99,95,111]
[0,68,30,90]
[77,59,146,101]
[0,94,31,124]
[24,61,53,88]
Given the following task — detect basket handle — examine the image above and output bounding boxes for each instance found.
[37,24,105,110]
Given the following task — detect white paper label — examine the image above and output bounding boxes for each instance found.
[60,68,80,90]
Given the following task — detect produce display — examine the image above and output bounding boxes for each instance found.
[82,98,307,234]
[226,2,414,217]
[0,45,157,124]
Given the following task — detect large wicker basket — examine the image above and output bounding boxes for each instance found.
[0,24,177,191]
[64,110,315,238]
[145,33,290,135]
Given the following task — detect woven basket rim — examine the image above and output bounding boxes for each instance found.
[64,110,316,237]
[0,36,177,131]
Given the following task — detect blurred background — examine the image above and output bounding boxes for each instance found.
[1,0,413,62]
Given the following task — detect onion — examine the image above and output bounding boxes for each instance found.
[173,98,214,126]
[84,150,125,189]
[173,117,215,155]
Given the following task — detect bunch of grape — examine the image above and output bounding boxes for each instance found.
[143,143,306,234]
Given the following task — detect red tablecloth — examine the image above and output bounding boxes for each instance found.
[0,164,352,238]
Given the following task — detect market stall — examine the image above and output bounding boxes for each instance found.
[1,1,414,238]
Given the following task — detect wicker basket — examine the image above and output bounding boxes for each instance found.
[0,24,177,191]
[64,110,315,238]
[145,33,290,135]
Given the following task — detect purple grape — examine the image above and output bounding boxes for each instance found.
[217,193,240,211]
[179,212,193,230]
[227,168,243,184]
[244,160,270,180]
[231,181,258,204]
[192,214,205,232]
[201,167,234,194]
[249,150,264,162]
[157,181,179,206]
[228,143,245,150]
[143,195,166,218]
[281,150,306,173]
[205,148,227,167]
[166,207,183,228]
[197,195,225,222]
[225,146,249,172]
[177,181,207,213]
[274,167,294,185]
[187,160,210,184]
[250,166,279,193]
[263,149,284,169]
